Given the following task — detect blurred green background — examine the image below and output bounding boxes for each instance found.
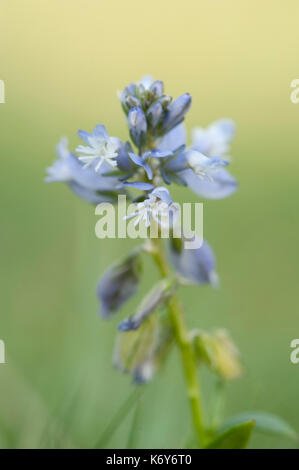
[1,0,299,449]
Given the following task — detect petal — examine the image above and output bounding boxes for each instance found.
[93,124,109,139]
[128,107,147,148]
[169,238,218,285]
[116,141,134,172]
[150,149,174,158]
[68,182,118,205]
[192,119,236,158]
[139,75,154,89]
[120,181,155,191]
[77,130,92,145]
[68,153,120,191]
[128,152,144,165]
[162,93,192,133]
[151,186,173,205]
[158,123,186,151]
[181,168,238,199]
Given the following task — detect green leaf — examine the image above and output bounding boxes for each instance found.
[205,420,255,449]
[220,411,298,441]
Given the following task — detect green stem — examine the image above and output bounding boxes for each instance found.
[150,237,206,447]
[94,387,142,448]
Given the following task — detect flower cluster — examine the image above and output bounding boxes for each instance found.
[46,77,299,450]
[46,76,237,206]
[46,76,238,383]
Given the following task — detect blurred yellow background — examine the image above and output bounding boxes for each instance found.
[0,0,299,448]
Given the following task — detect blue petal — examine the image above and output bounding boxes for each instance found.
[151,186,173,205]
[128,153,153,180]
[128,152,144,166]
[93,124,109,139]
[116,141,134,172]
[158,123,186,151]
[150,150,173,158]
[120,181,155,191]
[169,238,218,285]
[77,130,92,144]
[216,118,236,138]
[67,153,120,191]
[162,94,192,132]
[181,168,238,199]
[68,182,118,205]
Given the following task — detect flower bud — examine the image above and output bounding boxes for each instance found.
[149,80,164,98]
[146,101,164,130]
[162,93,192,133]
[128,106,147,148]
[118,277,177,331]
[192,329,242,381]
[125,95,141,109]
[158,94,173,109]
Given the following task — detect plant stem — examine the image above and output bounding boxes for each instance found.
[94,387,142,448]
[150,237,206,447]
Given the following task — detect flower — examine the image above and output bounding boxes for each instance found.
[45,138,124,204]
[158,123,238,199]
[125,187,178,228]
[76,124,118,172]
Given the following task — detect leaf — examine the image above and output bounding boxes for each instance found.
[220,411,298,441]
[205,420,255,449]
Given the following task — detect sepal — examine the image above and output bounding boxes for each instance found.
[192,329,242,381]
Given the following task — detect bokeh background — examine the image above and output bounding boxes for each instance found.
[1,0,299,449]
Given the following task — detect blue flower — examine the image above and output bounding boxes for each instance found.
[76,124,119,172]
[158,123,238,199]
[45,138,125,204]
[124,186,178,228]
